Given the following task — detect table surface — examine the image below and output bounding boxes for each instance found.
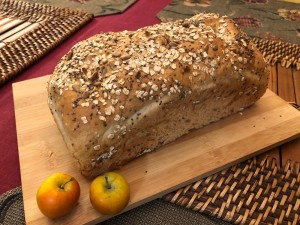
[0,0,299,205]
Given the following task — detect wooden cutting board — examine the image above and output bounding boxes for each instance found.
[13,75,300,225]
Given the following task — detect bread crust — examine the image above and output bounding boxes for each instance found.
[48,13,269,179]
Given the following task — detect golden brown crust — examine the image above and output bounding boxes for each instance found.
[48,13,269,179]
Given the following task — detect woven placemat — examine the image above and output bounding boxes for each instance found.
[100,199,231,225]
[0,186,24,225]
[251,38,300,70]
[163,157,300,225]
[0,0,93,86]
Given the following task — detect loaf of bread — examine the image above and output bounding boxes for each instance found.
[48,13,269,179]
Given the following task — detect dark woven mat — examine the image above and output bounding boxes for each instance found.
[0,187,230,225]
[22,0,137,17]
[157,0,300,70]
[0,0,93,86]
[163,157,300,225]
[0,187,24,225]
[100,199,231,225]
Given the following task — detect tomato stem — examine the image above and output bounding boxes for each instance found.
[105,176,111,189]
[59,177,74,189]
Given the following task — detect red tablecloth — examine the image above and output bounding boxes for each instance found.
[0,0,172,195]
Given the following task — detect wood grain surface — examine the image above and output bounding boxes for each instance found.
[13,75,300,224]
[261,65,300,169]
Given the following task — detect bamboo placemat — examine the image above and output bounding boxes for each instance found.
[0,0,93,86]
